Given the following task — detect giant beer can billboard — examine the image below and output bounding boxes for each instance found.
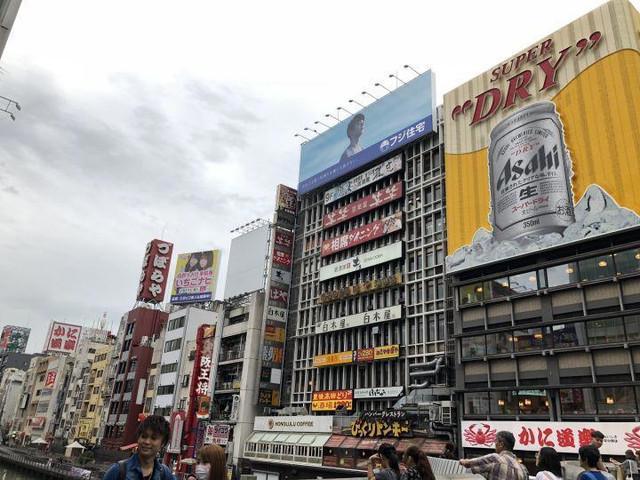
[444,0,640,273]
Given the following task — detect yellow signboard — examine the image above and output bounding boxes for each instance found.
[313,350,353,368]
[374,344,400,360]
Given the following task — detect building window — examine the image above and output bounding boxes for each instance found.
[545,323,587,348]
[546,262,579,288]
[486,332,513,355]
[160,362,179,374]
[579,255,615,282]
[461,335,485,358]
[516,390,549,415]
[586,318,625,345]
[157,384,175,396]
[595,386,637,414]
[485,278,511,299]
[460,283,483,305]
[124,380,134,393]
[514,328,544,352]
[614,249,640,275]
[168,317,186,331]
[464,392,488,415]
[625,315,640,341]
[508,271,538,293]
[164,338,182,353]
[560,388,596,415]
[490,391,516,415]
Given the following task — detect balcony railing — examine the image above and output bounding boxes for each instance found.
[215,380,241,391]
[218,349,245,362]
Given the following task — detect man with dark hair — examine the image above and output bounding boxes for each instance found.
[459,431,528,480]
[578,445,609,480]
[590,430,607,472]
[103,415,175,480]
[340,113,365,162]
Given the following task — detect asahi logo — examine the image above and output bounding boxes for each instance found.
[496,142,561,193]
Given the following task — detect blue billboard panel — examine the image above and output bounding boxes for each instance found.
[298,71,435,195]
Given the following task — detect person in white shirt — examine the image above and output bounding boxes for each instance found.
[536,447,563,480]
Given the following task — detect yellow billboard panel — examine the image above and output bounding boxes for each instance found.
[444,0,640,273]
[171,250,221,304]
[313,350,354,368]
[374,344,400,360]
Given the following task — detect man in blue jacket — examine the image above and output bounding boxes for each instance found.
[103,415,175,480]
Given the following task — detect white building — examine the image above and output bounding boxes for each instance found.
[0,368,25,431]
[154,306,222,417]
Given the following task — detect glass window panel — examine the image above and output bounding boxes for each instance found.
[461,335,486,358]
[508,272,538,293]
[485,278,511,299]
[625,315,640,341]
[487,332,514,355]
[516,389,549,415]
[490,391,517,415]
[579,255,615,282]
[460,283,484,305]
[560,388,597,415]
[587,318,625,344]
[546,263,579,288]
[464,392,489,415]
[595,386,637,414]
[614,249,640,275]
[514,328,544,352]
[546,322,588,348]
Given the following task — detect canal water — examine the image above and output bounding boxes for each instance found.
[0,463,35,479]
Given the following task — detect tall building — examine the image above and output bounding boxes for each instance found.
[0,0,21,60]
[444,0,640,462]
[0,368,25,433]
[102,306,168,449]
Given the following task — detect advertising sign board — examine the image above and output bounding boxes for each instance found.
[461,420,640,455]
[44,322,82,354]
[319,242,402,282]
[170,250,221,304]
[324,155,402,205]
[298,72,434,195]
[44,371,57,388]
[276,184,298,216]
[254,415,334,433]
[137,239,174,303]
[204,423,230,446]
[312,390,353,412]
[323,182,403,228]
[312,343,400,368]
[444,0,640,273]
[319,273,402,304]
[351,411,411,437]
[353,386,404,399]
[321,212,402,257]
[315,305,401,334]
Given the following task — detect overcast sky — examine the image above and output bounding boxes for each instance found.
[0,0,625,353]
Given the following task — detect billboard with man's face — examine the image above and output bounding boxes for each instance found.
[444,0,640,273]
[298,71,435,195]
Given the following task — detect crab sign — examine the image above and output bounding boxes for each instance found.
[625,426,640,449]
[464,423,498,446]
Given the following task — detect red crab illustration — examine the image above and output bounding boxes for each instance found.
[625,426,640,449]
[464,423,497,446]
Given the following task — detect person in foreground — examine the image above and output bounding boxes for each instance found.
[459,431,529,480]
[590,431,607,472]
[578,445,609,480]
[103,415,175,480]
[535,447,563,480]
[368,443,402,480]
[402,445,435,480]
[195,444,227,480]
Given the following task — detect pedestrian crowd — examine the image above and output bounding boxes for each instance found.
[457,429,640,480]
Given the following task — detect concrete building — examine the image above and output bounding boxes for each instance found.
[0,0,21,60]
[102,306,168,449]
[75,342,115,445]
[153,306,221,418]
[0,368,25,433]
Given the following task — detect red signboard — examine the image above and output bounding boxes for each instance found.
[136,239,174,303]
[321,212,403,257]
[323,182,403,228]
[272,250,292,269]
[269,286,289,305]
[356,348,375,363]
[45,322,82,354]
[44,370,57,388]
[312,390,354,411]
[274,229,293,249]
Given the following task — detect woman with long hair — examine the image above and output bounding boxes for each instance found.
[402,445,435,480]
[368,443,402,480]
[536,447,563,480]
[195,444,226,480]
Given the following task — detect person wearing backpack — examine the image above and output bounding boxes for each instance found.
[102,415,175,480]
[535,447,563,480]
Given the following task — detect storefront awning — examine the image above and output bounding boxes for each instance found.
[420,439,448,456]
[325,434,346,448]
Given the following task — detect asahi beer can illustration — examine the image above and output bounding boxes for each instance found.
[488,101,575,241]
